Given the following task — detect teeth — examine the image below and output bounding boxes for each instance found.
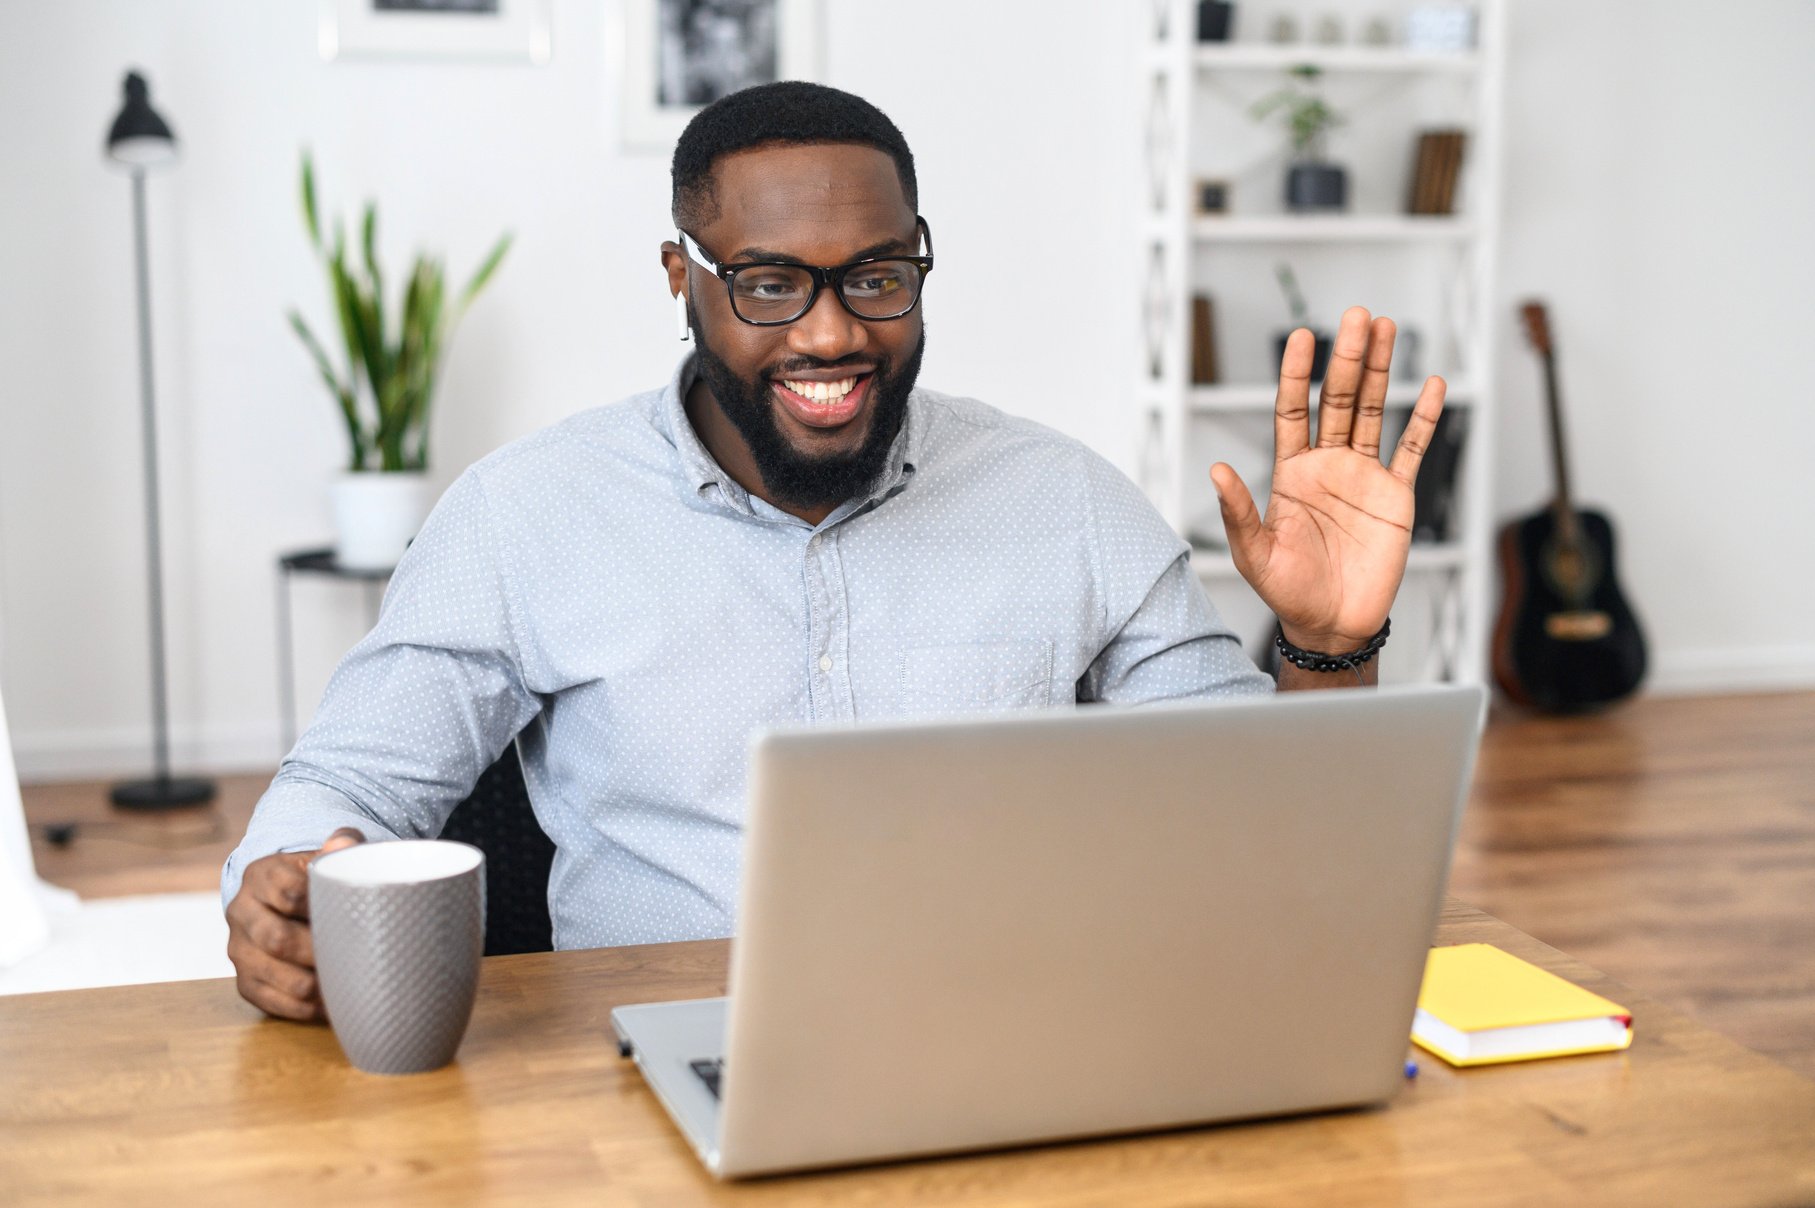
[781,377,858,403]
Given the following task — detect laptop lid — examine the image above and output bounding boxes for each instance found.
[714,685,1485,1177]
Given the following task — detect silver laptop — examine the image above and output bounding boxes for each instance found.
[611,684,1486,1179]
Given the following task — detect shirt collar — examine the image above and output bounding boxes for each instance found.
[660,354,734,497]
[659,353,925,514]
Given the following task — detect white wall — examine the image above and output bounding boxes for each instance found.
[1495,0,1815,693]
[0,0,1141,777]
[0,1,1809,779]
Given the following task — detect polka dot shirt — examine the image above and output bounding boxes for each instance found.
[222,356,1273,947]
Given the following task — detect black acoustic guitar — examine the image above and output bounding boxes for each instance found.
[1492,302,1647,711]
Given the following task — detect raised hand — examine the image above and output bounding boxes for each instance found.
[1209,306,1445,655]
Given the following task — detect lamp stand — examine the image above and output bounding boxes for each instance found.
[110,166,215,812]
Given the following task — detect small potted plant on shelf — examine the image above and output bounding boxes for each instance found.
[1272,262,1333,381]
[1250,65,1347,212]
[287,151,511,570]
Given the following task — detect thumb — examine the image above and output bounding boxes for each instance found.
[314,827,367,859]
[1209,463,1269,575]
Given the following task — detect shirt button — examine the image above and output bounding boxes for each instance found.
[818,655,833,672]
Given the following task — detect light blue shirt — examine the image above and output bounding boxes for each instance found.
[223,357,1273,947]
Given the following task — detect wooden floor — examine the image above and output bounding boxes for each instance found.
[19,689,1815,1079]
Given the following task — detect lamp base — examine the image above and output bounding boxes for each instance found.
[110,775,217,811]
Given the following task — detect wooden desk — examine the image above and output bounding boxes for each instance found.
[3,900,1812,1207]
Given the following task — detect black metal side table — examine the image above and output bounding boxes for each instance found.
[275,548,393,753]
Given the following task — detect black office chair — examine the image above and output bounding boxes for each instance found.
[437,743,556,955]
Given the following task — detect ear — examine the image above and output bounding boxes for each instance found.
[660,241,687,299]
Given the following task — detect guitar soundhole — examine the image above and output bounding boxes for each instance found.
[1541,533,1602,604]
[1545,611,1613,642]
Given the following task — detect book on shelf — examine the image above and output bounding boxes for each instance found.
[1190,295,1219,385]
[1406,129,1467,215]
[1436,129,1466,213]
[1412,943,1634,1067]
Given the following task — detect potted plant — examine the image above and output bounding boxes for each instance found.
[1271,262,1333,382]
[287,152,511,570]
[1250,65,1347,212]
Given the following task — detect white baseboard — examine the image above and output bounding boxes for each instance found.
[11,722,283,782]
[1644,644,1815,697]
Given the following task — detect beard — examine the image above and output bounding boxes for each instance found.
[690,305,925,511]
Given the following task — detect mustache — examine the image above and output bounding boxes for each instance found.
[764,354,880,378]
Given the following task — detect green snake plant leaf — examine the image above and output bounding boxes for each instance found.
[300,152,322,252]
[457,232,513,314]
[289,309,365,470]
[361,201,385,368]
[385,260,418,452]
[357,284,389,419]
[404,257,446,471]
[332,240,387,417]
[376,372,410,471]
[328,226,367,383]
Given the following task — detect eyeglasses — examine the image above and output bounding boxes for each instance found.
[678,218,934,326]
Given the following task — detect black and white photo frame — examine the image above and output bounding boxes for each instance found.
[616,0,822,150]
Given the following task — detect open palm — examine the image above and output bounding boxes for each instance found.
[1209,307,1446,653]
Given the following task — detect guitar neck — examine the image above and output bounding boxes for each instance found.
[1540,347,1579,541]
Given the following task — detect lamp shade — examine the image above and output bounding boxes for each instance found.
[105,71,177,168]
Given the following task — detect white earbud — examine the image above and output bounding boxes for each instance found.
[675,291,691,342]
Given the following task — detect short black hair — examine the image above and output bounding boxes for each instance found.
[670,81,918,230]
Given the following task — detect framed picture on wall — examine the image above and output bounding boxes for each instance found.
[616,0,822,151]
[320,0,554,64]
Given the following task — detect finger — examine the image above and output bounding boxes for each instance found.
[1389,375,1449,485]
[317,827,366,856]
[1210,463,1271,580]
[229,933,320,1001]
[245,853,312,920]
[1315,306,1372,448]
[240,900,316,968]
[1350,315,1396,459]
[229,935,322,1017]
[1273,329,1315,462]
[237,965,324,1022]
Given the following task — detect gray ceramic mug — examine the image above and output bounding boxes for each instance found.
[309,839,486,1075]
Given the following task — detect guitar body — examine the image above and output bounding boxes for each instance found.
[1493,507,1647,711]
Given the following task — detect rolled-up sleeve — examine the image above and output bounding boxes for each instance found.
[1083,554,1275,704]
[1072,447,1274,705]
[221,470,542,908]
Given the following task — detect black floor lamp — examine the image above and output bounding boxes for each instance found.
[105,71,215,811]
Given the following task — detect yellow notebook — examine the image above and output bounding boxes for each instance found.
[1411,943,1633,1067]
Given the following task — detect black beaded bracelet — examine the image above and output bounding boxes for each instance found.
[1274,618,1391,673]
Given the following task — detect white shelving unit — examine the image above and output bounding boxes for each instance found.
[1137,0,1505,684]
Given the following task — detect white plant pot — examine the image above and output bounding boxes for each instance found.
[331,471,431,572]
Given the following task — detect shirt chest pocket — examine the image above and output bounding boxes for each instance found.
[896,638,1055,716]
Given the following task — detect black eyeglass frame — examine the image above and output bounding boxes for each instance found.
[678,217,934,326]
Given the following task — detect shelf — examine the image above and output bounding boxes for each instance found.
[1191,45,1480,74]
[1189,542,1468,579]
[1191,216,1474,242]
[1189,379,1475,412]
[1141,1,1502,687]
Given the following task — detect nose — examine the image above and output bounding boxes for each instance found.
[785,281,869,363]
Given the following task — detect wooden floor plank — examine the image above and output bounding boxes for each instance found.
[19,689,1815,1078]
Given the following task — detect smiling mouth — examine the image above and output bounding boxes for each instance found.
[769,371,875,430]
[777,375,861,402]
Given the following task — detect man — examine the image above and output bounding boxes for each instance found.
[224,82,1445,1021]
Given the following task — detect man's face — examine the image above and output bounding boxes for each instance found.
[664,142,926,511]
